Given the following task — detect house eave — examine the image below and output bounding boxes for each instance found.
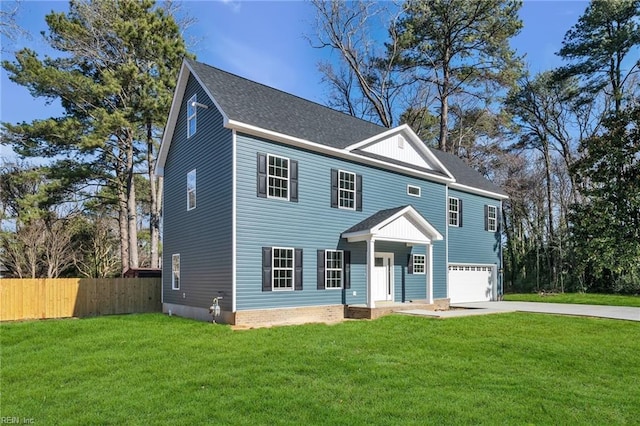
[226,120,456,185]
[448,182,509,200]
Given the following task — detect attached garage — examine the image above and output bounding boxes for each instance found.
[448,265,495,303]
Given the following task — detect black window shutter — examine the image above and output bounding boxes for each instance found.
[294,248,303,291]
[317,250,325,290]
[356,174,363,211]
[330,169,338,208]
[497,207,502,232]
[343,250,351,289]
[458,199,463,227]
[262,247,272,291]
[484,205,489,231]
[257,153,267,198]
[408,254,414,274]
[290,160,298,202]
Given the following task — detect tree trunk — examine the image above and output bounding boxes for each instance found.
[147,122,161,269]
[126,136,138,270]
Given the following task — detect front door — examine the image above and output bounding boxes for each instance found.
[373,253,394,302]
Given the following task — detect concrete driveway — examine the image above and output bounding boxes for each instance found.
[452,301,640,321]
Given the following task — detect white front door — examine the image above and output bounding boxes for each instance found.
[373,253,394,302]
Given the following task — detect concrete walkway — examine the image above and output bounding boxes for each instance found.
[399,301,640,321]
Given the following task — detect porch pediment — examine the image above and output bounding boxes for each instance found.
[342,205,443,244]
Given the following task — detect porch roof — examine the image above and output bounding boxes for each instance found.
[342,205,443,244]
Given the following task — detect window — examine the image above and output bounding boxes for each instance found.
[331,169,362,211]
[485,205,498,232]
[338,170,356,210]
[268,155,289,199]
[171,254,180,290]
[325,250,343,289]
[257,153,298,202]
[449,197,462,227]
[317,249,351,290]
[407,185,421,197]
[410,254,426,274]
[262,247,302,291]
[187,169,196,210]
[272,248,294,290]
[187,94,197,138]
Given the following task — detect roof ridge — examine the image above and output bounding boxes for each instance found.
[188,59,387,132]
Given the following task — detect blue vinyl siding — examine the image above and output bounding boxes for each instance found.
[235,133,448,310]
[448,189,501,265]
[162,75,233,310]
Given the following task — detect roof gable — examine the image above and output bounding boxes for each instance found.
[342,205,443,244]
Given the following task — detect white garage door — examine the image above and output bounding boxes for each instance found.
[449,265,494,303]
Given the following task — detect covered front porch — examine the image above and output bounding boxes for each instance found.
[341,205,444,311]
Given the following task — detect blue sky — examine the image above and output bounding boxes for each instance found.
[0,0,589,161]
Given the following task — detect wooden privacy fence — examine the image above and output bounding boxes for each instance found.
[0,278,162,321]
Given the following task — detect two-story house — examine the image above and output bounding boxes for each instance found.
[156,59,507,327]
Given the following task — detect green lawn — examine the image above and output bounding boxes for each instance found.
[2,313,639,425]
[504,292,640,307]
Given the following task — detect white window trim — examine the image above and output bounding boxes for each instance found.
[267,154,290,201]
[338,169,356,210]
[272,246,294,291]
[487,205,497,232]
[407,184,421,197]
[412,254,426,274]
[187,94,197,138]
[187,169,196,211]
[171,254,180,290]
[325,249,343,289]
[448,197,460,227]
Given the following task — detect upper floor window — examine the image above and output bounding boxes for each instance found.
[172,254,180,290]
[187,95,197,138]
[449,197,462,227]
[257,153,298,202]
[268,154,289,200]
[331,169,362,211]
[187,169,196,210]
[338,170,356,210]
[407,185,421,197]
[485,205,498,232]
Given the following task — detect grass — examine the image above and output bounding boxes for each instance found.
[504,292,640,307]
[2,313,639,425]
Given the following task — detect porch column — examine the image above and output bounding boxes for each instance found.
[366,237,376,308]
[427,243,434,304]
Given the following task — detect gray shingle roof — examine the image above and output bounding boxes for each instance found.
[188,59,385,148]
[430,150,508,196]
[187,59,506,197]
[343,206,409,234]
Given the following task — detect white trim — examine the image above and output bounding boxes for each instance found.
[407,184,421,197]
[186,169,196,211]
[338,169,356,210]
[324,249,344,289]
[272,246,295,291]
[232,130,237,312]
[266,153,291,201]
[445,186,449,299]
[449,182,508,200]
[427,244,434,304]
